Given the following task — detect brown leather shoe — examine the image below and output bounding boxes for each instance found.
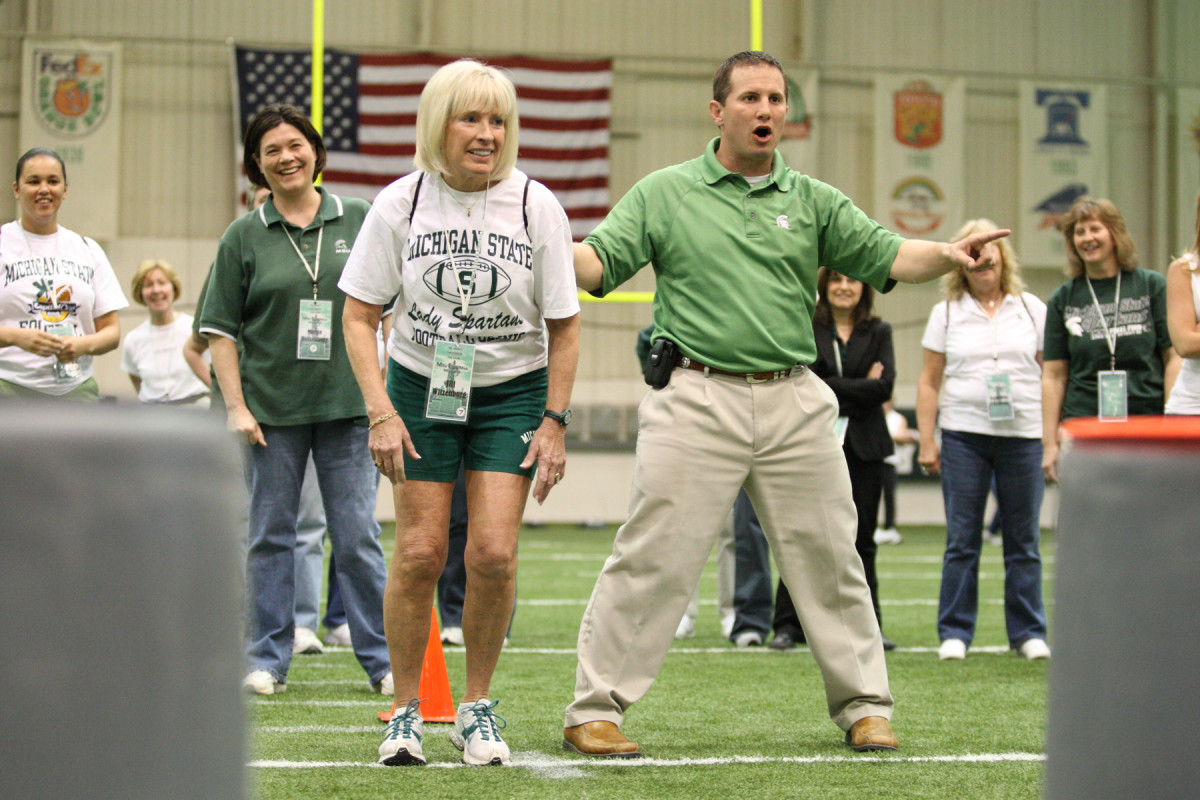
[845,716,898,751]
[562,721,642,758]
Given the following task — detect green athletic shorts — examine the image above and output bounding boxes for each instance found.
[386,361,548,482]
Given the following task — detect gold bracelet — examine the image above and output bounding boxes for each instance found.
[369,411,398,430]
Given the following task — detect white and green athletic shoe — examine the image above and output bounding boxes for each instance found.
[450,699,510,766]
[379,699,425,766]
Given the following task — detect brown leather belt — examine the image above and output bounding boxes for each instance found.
[678,356,805,383]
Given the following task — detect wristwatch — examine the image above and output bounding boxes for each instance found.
[543,408,572,427]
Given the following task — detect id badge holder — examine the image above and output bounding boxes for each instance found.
[45,323,80,382]
[834,416,849,445]
[1097,370,1128,422]
[426,340,475,423]
[986,372,1015,421]
[297,299,333,360]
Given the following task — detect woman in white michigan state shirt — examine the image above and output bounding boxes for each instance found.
[0,147,127,400]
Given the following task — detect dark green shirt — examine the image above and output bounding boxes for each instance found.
[586,138,903,373]
[198,189,369,426]
[1043,268,1170,419]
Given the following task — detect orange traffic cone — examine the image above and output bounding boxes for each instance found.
[378,607,457,724]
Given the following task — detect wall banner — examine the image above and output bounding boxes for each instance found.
[19,40,122,241]
[873,74,964,243]
[778,70,819,179]
[1175,88,1200,255]
[1018,81,1108,268]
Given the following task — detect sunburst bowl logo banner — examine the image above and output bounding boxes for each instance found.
[20,40,123,239]
[874,74,964,241]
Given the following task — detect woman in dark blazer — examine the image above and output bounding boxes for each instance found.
[770,267,898,651]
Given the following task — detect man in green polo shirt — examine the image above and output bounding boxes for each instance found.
[561,51,1009,758]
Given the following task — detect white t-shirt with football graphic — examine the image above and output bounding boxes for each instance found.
[0,220,129,394]
[338,169,579,387]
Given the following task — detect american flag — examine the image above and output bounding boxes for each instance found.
[233,46,611,238]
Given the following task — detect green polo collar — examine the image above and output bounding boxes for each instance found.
[698,137,795,192]
[257,186,344,229]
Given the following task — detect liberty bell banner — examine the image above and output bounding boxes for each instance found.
[873,74,964,242]
[1018,81,1108,268]
[1176,88,1200,255]
[19,40,122,241]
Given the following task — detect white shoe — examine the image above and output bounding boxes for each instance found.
[675,615,696,639]
[1018,638,1051,660]
[733,631,764,648]
[323,623,352,647]
[379,699,426,766]
[874,527,903,545]
[441,626,465,646]
[451,699,510,765]
[370,671,394,696]
[292,626,324,655]
[983,530,1002,546]
[938,639,967,660]
[720,613,735,639]
[243,669,286,695]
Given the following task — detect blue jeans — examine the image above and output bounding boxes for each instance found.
[938,429,1047,648]
[730,488,773,639]
[293,454,328,632]
[246,420,389,683]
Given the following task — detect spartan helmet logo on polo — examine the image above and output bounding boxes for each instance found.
[422,258,512,306]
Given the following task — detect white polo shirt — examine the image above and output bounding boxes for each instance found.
[921,292,1046,438]
[1165,254,1200,414]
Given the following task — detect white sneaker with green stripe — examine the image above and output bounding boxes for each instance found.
[378,699,425,766]
[450,699,510,766]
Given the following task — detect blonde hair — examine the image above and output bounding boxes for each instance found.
[1191,189,1200,259]
[413,59,519,181]
[130,259,181,306]
[941,218,1024,301]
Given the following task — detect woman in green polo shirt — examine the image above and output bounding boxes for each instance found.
[198,104,391,700]
[1042,196,1178,480]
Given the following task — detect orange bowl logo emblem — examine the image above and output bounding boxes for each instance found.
[53,79,90,117]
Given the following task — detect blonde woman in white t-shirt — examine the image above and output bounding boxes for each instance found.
[121,259,210,406]
[916,218,1051,663]
[1165,191,1200,414]
[0,148,128,400]
[340,59,580,768]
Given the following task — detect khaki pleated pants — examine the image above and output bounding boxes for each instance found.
[564,366,893,732]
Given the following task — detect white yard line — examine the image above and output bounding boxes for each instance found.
[518,597,1048,607]
[257,645,1018,664]
[250,751,1046,770]
[259,725,380,733]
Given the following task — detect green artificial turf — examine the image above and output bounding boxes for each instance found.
[249,523,1051,799]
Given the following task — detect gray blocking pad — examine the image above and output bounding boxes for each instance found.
[1045,439,1200,800]
[0,403,247,800]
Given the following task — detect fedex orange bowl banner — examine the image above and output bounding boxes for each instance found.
[20,40,122,240]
